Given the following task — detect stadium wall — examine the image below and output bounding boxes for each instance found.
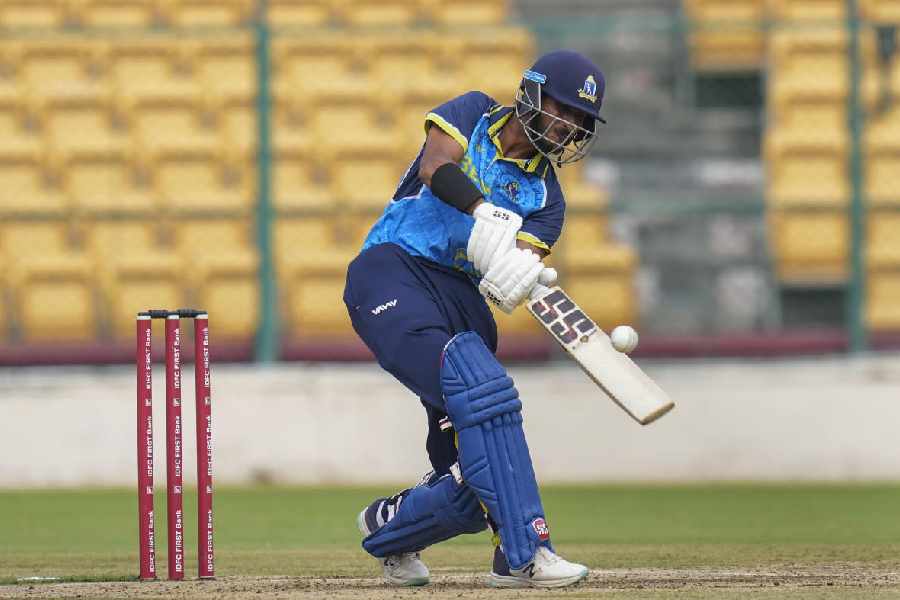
[1,355,899,487]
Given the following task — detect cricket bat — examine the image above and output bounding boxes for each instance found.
[526,284,675,425]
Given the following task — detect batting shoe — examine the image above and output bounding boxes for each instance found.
[488,545,589,588]
[357,494,430,587]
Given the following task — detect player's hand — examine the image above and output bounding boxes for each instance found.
[478,247,547,314]
[467,203,523,275]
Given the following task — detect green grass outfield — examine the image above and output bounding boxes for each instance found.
[1,484,899,597]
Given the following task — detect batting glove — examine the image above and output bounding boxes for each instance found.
[478,247,547,314]
[467,203,523,275]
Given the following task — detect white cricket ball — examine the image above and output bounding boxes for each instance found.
[610,325,639,354]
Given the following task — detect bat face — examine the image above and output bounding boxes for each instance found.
[527,286,675,425]
[528,288,598,347]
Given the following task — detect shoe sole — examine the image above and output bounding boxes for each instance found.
[358,507,430,587]
[488,568,589,589]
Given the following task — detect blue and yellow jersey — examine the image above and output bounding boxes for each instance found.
[362,91,566,279]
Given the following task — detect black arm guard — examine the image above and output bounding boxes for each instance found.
[430,162,483,213]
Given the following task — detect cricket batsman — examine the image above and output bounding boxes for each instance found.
[344,49,606,588]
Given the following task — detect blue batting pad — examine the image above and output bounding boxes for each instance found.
[440,332,551,571]
[362,473,486,557]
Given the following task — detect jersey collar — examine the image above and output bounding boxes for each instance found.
[486,106,545,174]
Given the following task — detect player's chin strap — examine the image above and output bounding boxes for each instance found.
[441,331,553,571]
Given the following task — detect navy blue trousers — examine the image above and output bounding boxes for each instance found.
[344,243,498,476]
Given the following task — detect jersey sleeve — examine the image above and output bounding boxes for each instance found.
[518,171,566,252]
[425,91,496,152]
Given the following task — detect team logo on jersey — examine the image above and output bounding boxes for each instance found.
[505,181,520,203]
[578,74,598,103]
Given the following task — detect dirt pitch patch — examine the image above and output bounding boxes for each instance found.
[2,567,899,600]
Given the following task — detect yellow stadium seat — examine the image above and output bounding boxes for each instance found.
[133,104,221,160]
[862,0,900,22]
[0,162,68,216]
[275,216,355,273]
[20,40,109,106]
[273,156,333,210]
[395,89,456,156]
[367,34,453,96]
[311,96,399,155]
[272,99,313,154]
[867,105,900,151]
[268,0,334,27]
[195,36,256,105]
[70,0,157,27]
[66,158,157,213]
[194,263,259,339]
[344,214,376,249]
[1,222,96,341]
[10,259,97,342]
[767,149,848,208]
[87,221,183,338]
[492,305,540,334]
[176,219,256,264]
[87,220,163,260]
[0,222,73,260]
[769,30,848,103]
[556,213,610,248]
[0,257,7,341]
[556,163,610,209]
[452,32,534,102]
[428,0,508,26]
[221,102,256,154]
[273,36,371,98]
[566,275,637,332]
[866,270,900,329]
[766,0,846,20]
[768,209,848,282]
[275,216,354,337]
[160,0,253,26]
[867,211,900,268]
[45,106,129,160]
[111,39,202,108]
[866,151,900,206]
[174,218,259,338]
[683,0,766,70]
[156,155,252,211]
[0,0,67,27]
[765,98,847,154]
[333,0,422,27]
[284,275,351,336]
[332,155,401,210]
[0,109,42,158]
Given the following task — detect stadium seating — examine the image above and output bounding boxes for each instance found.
[88,220,186,338]
[767,210,849,283]
[553,213,638,329]
[275,216,355,336]
[174,219,259,339]
[430,0,509,26]
[862,0,900,22]
[1,221,96,341]
[0,1,68,28]
[268,0,332,27]
[682,0,766,70]
[766,0,846,21]
[0,13,635,349]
